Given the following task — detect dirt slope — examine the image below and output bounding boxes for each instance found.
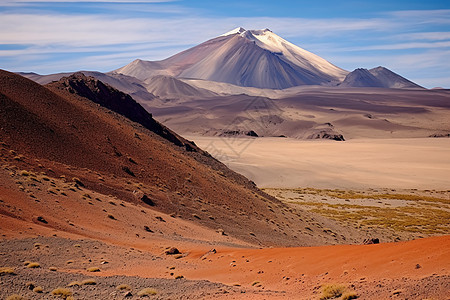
[0,69,359,247]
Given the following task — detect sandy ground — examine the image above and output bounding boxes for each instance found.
[186,136,450,190]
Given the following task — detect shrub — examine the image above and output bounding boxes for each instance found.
[33,286,43,293]
[0,267,15,274]
[20,170,30,176]
[251,281,260,286]
[67,281,81,287]
[49,266,57,271]
[72,177,84,186]
[6,295,27,300]
[26,262,40,268]
[81,278,97,285]
[86,267,100,272]
[51,287,72,299]
[342,291,359,300]
[320,284,347,299]
[137,288,157,296]
[174,275,184,279]
[116,284,132,291]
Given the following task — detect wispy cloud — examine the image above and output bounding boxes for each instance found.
[9,0,174,2]
[0,4,449,87]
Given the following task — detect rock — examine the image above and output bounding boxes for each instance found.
[165,247,181,255]
[308,130,345,141]
[124,291,133,297]
[363,238,380,244]
[37,216,48,224]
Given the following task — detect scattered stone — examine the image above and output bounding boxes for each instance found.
[124,291,133,297]
[415,264,422,269]
[144,226,154,233]
[363,238,379,244]
[36,216,48,224]
[165,247,181,255]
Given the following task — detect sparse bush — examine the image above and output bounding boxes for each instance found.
[0,267,15,274]
[107,214,116,220]
[73,244,81,248]
[137,288,157,296]
[20,170,30,176]
[86,267,100,272]
[51,287,72,299]
[26,262,40,268]
[320,284,348,299]
[251,281,260,286]
[6,295,27,300]
[33,286,43,293]
[174,275,184,279]
[81,278,97,285]
[49,267,57,271]
[66,260,74,264]
[33,242,42,248]
[341,291,359,300]
[72,177,84,186]
[116,284,132,291]
[67,281,81,287]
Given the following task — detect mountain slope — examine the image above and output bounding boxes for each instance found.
[340,68,384,88]
[369,66,423,89]
[19,71,157,103]
[340,67,423,89]
[0,69,358,247]
[114,28,348,89]
[52,73,197,150]
[144,75,217,99]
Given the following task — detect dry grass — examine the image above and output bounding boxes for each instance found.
[51,287,73,299]
[137,288,157,296]
[33,286,43,293]
[320,284,347,299]
[251,280,261,287]
[67,281,81,287]
[116,284,132,291]
[341,291,359,300]
[26,262,40,268]
[267,187,450,235]
[6,295,27,300]
[81,278,97,285]
[0,267,15,274]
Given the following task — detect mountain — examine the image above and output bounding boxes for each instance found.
[369,66,423,89]
[19,71,157,103]
[0,69,358,246]
[50,73,197,150]
[114,27,348,89]
[339,68,385,88]
[340,67,423,89]
[144,75,217,99]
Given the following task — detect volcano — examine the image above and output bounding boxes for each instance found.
[114,27,348,89]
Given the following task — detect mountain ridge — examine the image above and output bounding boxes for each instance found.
[114,28,349,89]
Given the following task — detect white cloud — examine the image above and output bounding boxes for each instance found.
[9,0,174,2]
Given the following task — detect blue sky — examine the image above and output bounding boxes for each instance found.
[1,0,449,88]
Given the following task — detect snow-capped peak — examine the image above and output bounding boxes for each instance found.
[221,27,246,36]
[228,28,348,80]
